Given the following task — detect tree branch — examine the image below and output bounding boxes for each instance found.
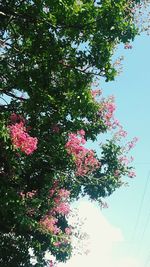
[3,91,27,101]
[58,61,102,76]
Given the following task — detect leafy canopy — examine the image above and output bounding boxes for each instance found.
[0,0,144,266]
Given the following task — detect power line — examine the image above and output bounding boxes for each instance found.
[137,210,150,256]
[132,170,150,242]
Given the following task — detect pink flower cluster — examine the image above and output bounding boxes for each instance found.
[114,167,136,179]
[91,90,138,180]
[53,231,71,247]
[90,90,117,129]
[121,137,138,153]
[128,171,136,178]
[8,120,38,155]
[40,186,71,236]
[65,130,100,176]
[40,216,60,234]
[50,188,71,216]
[117,136,138,179]
[113,124,127,140]
[119,156,130,165]
[127,137,138,151]
[39,186,72,249]
[116,136,138,179]
[124,43,132,49]
[20,190,37,199]
[91,89,102,98]
[99,96,116,128]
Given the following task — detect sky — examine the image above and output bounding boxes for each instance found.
[58,34,150,267]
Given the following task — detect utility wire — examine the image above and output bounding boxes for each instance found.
[137,210,150,256]
[132,170,150,242]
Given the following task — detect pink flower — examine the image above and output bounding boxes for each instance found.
[52,189,71,216]
[127,137,138,150]
[77,129,85,137]
[49,186,71,216]
[119,156,129,165]
[19,191,25,199]
[26,190,37,198]
[65,227,72,235]
[65,130,100,176]
[91,89,102,98]
[58,189,70,199]
[53,241,62,247]
[113,119,120,127]
[128,171,136,178]
[20,190,37,199]
[49,260,54,267]
[105,102,116,113]
[114,126,127,140]
[8,121,38,155]
[114,170,120,177]
[124,43,132,49]
[49,188,56,197]
[40,216,60,234]
[61,238,69,244]
[54,202,70,216]
[98,96,116,128]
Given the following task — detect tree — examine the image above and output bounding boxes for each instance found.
[0,0,146,266]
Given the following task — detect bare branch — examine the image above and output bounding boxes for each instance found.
[3,91,27,101]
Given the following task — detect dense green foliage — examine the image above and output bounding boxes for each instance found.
[0,0,143,266]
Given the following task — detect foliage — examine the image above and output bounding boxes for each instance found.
[0,0,145,266]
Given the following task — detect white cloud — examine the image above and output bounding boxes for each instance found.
[45,198,142,267]
[116,258,140,267]
[58,199,125,267]
[58,200,142,267]
[57,199,143,267]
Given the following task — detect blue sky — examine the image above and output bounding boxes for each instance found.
[58,34,150,267]
[101,33,150,267]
